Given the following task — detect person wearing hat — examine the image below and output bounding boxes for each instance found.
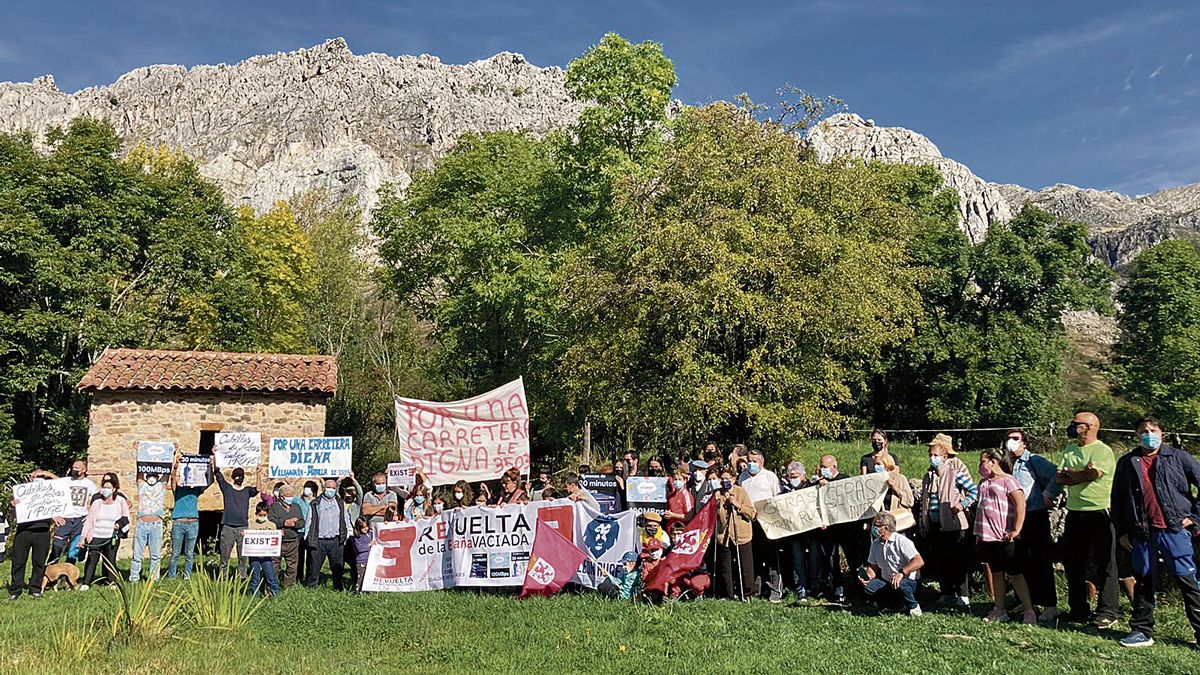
[640,512,671,549]
[689,459,714,506]
[602,550,644,600]
[918,432,978,608]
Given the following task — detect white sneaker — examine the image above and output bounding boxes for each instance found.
[78,584,89,591]
[955,595,970,608]
[909,605,923,617]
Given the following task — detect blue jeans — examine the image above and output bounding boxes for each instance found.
[789,534,810,595]
[248,558,280,596]
[864,576,920,609]
[168,520,199,578]
[129,520,163,581]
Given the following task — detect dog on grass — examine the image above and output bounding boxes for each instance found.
[42,562,80,592]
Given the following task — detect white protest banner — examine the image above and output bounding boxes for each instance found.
[268,437,353,478]
[241,529,282,557]
[625,476,668,515]
[572,501,639,588]
[448,499,574,587]
[361,518,452,592]
[756,474,890,540]
[136,441,174,478]
[177,454,211,488]
[386,462,417,489]
[214,432,262,468]
[394,378,530,485]
[13,478,73,524]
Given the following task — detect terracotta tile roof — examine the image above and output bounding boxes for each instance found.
[78,348,337,395]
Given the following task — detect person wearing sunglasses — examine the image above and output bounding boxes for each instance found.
[1004,428,1061,622]
[1053,411,1120,629]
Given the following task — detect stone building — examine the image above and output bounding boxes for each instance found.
[78,348,337,551]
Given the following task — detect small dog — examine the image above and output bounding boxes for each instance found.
[42,562,80,592]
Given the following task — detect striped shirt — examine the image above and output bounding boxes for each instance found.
[974,474,1023,542]
[927,467,978,520]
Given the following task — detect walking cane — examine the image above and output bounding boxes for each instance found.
[729,499,745,602]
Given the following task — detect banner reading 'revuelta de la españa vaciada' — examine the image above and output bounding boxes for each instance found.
[394,378,530,485]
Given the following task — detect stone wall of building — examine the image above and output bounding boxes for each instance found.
[86,390,328,556]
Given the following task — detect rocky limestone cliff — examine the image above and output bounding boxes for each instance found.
[0,38,580,215]
[807,113,1013,243]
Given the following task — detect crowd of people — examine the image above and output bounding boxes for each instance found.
[5,412,1200,651]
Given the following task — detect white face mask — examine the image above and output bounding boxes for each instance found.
[1004,438,1022,453]
[789,477,804,487]
[708,479,721,490]
[454,491,464,500]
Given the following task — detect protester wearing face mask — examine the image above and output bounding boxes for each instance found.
[780,461,814,601]
[1052,411,1120,628]
[268,484,304,587]
[640,511,671,548]
[737,449,783,603]
[715,465,756,600]
[361,472,398,525]
[247,502,280,596]
[860,429,900,475]
[860,512,924,616]
[808,454,852,603]
[339,472,364,588]
[167,450,208,580]
[918,433,978,609]
[975,448,1037,624]
[1004,428,1061,621]
[295,480,319,582]
[644,457,667,478]
[450,480,474,509]
[1111,416,1200,649]
[130,469,167,583]
[213,456,261,579]
[305,478,349,590]
[80,478,130,590]
[664,467,696,529]
[51,459,96,564]
[689,459,714,507]
[405,484,433,520]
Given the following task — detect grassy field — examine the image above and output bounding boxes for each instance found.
[2,566,1199,675]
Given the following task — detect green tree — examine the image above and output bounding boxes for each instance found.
[868,204,1114,429]
[1112,240,1200,430]
[0,120,235,467]
[559,103,946,456]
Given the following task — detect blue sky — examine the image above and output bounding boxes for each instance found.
[2,0,1197,194]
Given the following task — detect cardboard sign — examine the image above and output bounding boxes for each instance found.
[756,474,890,540]
[177,454,211,488]
[394,378,530,485]
[13,478,73,523]
[579,473,621,514]
[625,476,668,515]
[268,437,353,478]
[136,441,174,478]
[387,462,418,489]
[214,432,262,468]
[241,529,282,557]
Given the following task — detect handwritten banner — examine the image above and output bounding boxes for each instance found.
[394,378,530,485]
[269,437,353,478]
[177,454,211,488]
[14,478,73,523]
[387,462,417,489]
[136,441,174,477]
[241,529,283,557]
[215,432,262,468]
[756,474,890,540]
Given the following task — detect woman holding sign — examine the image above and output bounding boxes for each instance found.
[80,477,130,589]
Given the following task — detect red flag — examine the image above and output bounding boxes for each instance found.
[519,517,588,598]
[643,497,716,592]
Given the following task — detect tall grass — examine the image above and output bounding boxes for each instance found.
[177,558,264,630]
[103,560,181,643]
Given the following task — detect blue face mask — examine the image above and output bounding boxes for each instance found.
[414,495,426,505]
[324,488,336,499]
[721,479,733,491]
[873,464,886,474]
[870,526,881,539]
[101,488,114,499]
[929,456,942,469]
[747,462,760,475]
[673,479,685,489]
[283,496,294,505]
[820,467,833,479]
[1141,432,1162,451]
[375,484,386,493]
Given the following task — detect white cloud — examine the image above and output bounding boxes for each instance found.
[982,10,1178,80]
[1149,65,1164,79]
[1123,68,1135,90]
[1185,52,1194,67]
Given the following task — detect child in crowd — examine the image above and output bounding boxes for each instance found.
[604,551,643,601]
[432,496,446,515]
[247,501,280,597]
[352,517,373,592]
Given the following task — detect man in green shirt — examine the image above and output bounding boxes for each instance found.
[1053,411,1120,628]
